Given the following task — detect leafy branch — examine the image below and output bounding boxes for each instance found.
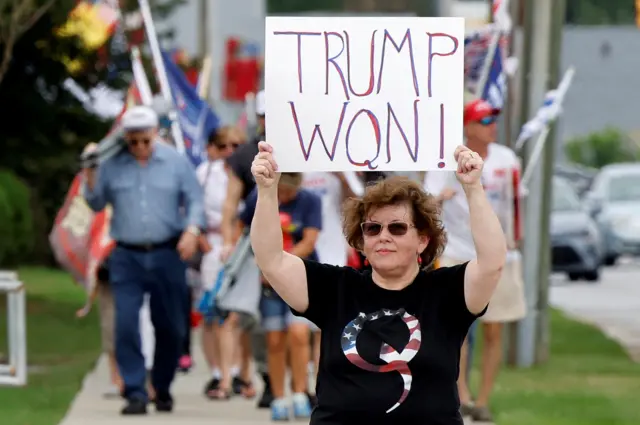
[0,0,56,86]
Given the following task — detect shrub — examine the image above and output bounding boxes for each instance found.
[564,127,640,169]
[0,170,34,266]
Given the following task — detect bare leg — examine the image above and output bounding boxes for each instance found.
[238,330,256,398]
[240,330,253,383]
[216,313,241,393]
[201,323,218,371]
[457,336,473,405]
[266,330,288,399]
[475,322,503,407]
[288,323,310,394]
[107,352,123,390]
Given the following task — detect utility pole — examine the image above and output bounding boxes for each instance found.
[198,0,209,58]
[515,0,555,368]
[535,0,566,365]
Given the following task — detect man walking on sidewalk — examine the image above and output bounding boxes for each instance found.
[83,106,205,415]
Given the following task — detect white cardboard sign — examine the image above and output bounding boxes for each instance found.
[265,17,464,172]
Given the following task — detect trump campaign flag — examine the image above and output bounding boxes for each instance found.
[161,50,220,167]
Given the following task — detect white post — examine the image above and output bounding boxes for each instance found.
[0,271,27,386]
[137,0,186,154]
[131,46,154,106]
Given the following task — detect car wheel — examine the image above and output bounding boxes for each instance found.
[583,269,600,282]
[604,255,618,266]
[568,272,581,281]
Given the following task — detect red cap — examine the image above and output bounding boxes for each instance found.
[464,99,500,125]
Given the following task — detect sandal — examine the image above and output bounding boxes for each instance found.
[239,380,257,399]
[204,378,220,399]
[208,388,232,400]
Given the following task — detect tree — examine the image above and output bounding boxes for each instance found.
[0,0,57,86]
[0,0,186,264]
[564,128,640,169]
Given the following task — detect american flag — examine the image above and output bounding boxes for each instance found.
[464,0,514,103]
[464,26,509,94]
[341,309,422,414]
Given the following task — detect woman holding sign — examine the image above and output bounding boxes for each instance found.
[249,141,506,425]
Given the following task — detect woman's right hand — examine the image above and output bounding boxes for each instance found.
[251,141,279,189]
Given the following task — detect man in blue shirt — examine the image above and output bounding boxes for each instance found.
[83,106,205,415]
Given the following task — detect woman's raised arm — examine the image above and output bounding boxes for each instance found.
[249,142,310,312]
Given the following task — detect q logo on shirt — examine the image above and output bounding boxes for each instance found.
[341,308,422,413]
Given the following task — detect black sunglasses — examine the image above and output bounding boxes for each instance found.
[216,142,240,150]
[127,138,151,147]
[361,221,415,237]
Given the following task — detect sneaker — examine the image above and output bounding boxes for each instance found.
[471,405,494,423]
[292,392,312,419]
[270,399,290,421]
[459,403,474,417]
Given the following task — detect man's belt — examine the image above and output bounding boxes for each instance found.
[116,236,180,252]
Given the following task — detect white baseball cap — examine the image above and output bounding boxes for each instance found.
[121,105,159,131]
[255,90,265,116]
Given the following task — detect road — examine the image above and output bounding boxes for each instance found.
[550,258,640,361]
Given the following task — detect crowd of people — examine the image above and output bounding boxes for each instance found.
[78,89,526,424]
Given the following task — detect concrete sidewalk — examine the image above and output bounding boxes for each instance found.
[58,335,479,425]
[58,342,273,425]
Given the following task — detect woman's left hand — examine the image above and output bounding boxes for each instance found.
[454,145,484,186]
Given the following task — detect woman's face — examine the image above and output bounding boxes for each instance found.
[362,203,429,275]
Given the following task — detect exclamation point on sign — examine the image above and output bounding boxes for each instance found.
[437,103,445,168]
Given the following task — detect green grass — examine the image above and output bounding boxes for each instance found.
[0,267,101,425]
[475,310,640,425]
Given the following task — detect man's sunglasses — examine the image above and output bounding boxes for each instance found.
[479,116,497,126]
[127,138,151,147]
[216,142,240,150]
[361,221,415,237]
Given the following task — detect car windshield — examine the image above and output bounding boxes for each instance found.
[607,174,640,202]
[552,180,582,211]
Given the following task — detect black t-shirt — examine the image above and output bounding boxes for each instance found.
[226,137,260,200]
[293,260,485,425]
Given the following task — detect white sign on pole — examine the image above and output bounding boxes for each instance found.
[265,17,464,172]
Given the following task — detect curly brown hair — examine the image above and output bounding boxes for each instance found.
[342,176,447,268]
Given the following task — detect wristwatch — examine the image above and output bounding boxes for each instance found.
[186,225,201,237]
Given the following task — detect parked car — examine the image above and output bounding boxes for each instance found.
[584,163,640,265]
[551,177,603,281]
[554,163,597,198]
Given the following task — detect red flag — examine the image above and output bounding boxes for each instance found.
[49,174,114,292]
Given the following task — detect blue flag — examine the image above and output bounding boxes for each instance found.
[481,43,507,110]
[161,50,219,166]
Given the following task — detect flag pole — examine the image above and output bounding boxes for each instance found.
[519,67,575,189]
[476,0,510,98]
[137,0,186,154]
[131,46,153,105]
[197,55,212,99]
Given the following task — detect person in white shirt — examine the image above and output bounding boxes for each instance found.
[424,98,526,423]
[301,172,362,389]
[197,126,258,400]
